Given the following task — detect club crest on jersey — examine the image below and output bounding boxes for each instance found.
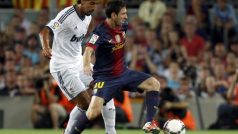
[89,34,99,44]
[115,34,121,43]
[51,22,60,30]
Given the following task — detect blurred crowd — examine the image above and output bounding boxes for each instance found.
[129,0,238,129]
[0,0,238,130]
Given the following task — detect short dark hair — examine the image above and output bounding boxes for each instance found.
[77,0,81,4]
[105,0,126,18]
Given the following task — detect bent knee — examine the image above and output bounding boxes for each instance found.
[86,108,101,120]
[73,93,91,110]
[147,77,160,92]
[80,99,90,110]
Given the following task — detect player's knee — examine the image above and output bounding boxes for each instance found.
[74,94,91,110]
[148,77,160,92]
[86,108,101,120]
[76,101,90,110]
[82,97,90,109]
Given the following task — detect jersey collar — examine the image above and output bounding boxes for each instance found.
[73,5,85,21]
[104,20,122,34]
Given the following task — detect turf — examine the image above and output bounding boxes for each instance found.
[0,129,238,134]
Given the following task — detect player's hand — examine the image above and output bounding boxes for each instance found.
[84,65,93,76]
[42,47,52,59]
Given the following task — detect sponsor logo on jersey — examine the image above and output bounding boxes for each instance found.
[115,34,121,43]
[112,43,124,52]
[108,39,113,43]
[70,34,85,42]
[89,34,99,44]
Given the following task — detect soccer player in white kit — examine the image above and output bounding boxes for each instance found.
[39,0,116,134]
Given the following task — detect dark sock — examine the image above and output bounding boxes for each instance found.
[72,112,91,134]
[145,91,160,122]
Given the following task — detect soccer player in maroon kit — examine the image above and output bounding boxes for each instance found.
[74,1,161,133]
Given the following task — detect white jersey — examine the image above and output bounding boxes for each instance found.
[46,5,91,73]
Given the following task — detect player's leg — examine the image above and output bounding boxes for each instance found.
[51,69,90,134]
[138,77,160,120]
[138,77,160,133]
[64,105,85,134]
[73,79,120,133]
[73,96,105,133]
[102,99,116,134]
[64,90,91,134]
[123,70,160,133]
[79,70,116,134]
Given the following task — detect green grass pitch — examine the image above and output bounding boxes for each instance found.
[0,129,238,134]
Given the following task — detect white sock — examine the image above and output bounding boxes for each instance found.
[64,106,85,134]
[102,99,116,134]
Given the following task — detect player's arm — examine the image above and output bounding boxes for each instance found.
[85,18,96,38]
[39,9,67,58]
[83,46,94,76]
[39,27,53,59]
[83,33,100,75]
[227,71,238,101]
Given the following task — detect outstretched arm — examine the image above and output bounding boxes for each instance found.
[83,47,94,76]
[39,27,53,59]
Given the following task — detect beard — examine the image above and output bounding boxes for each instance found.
[85,11,94,16]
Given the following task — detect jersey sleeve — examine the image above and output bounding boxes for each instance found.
[46,9,73,34]
[46,17,64,34]
[86,32,101,50]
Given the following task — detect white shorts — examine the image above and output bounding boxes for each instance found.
[51,68,93,100]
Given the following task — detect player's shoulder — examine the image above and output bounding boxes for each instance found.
[93,22,107,35]
[58,5,75,15]
[56,6,76,24]
[88,22,107,44]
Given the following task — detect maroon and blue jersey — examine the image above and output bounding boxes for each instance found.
[86,21,151,103]
[86,21,128,77]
